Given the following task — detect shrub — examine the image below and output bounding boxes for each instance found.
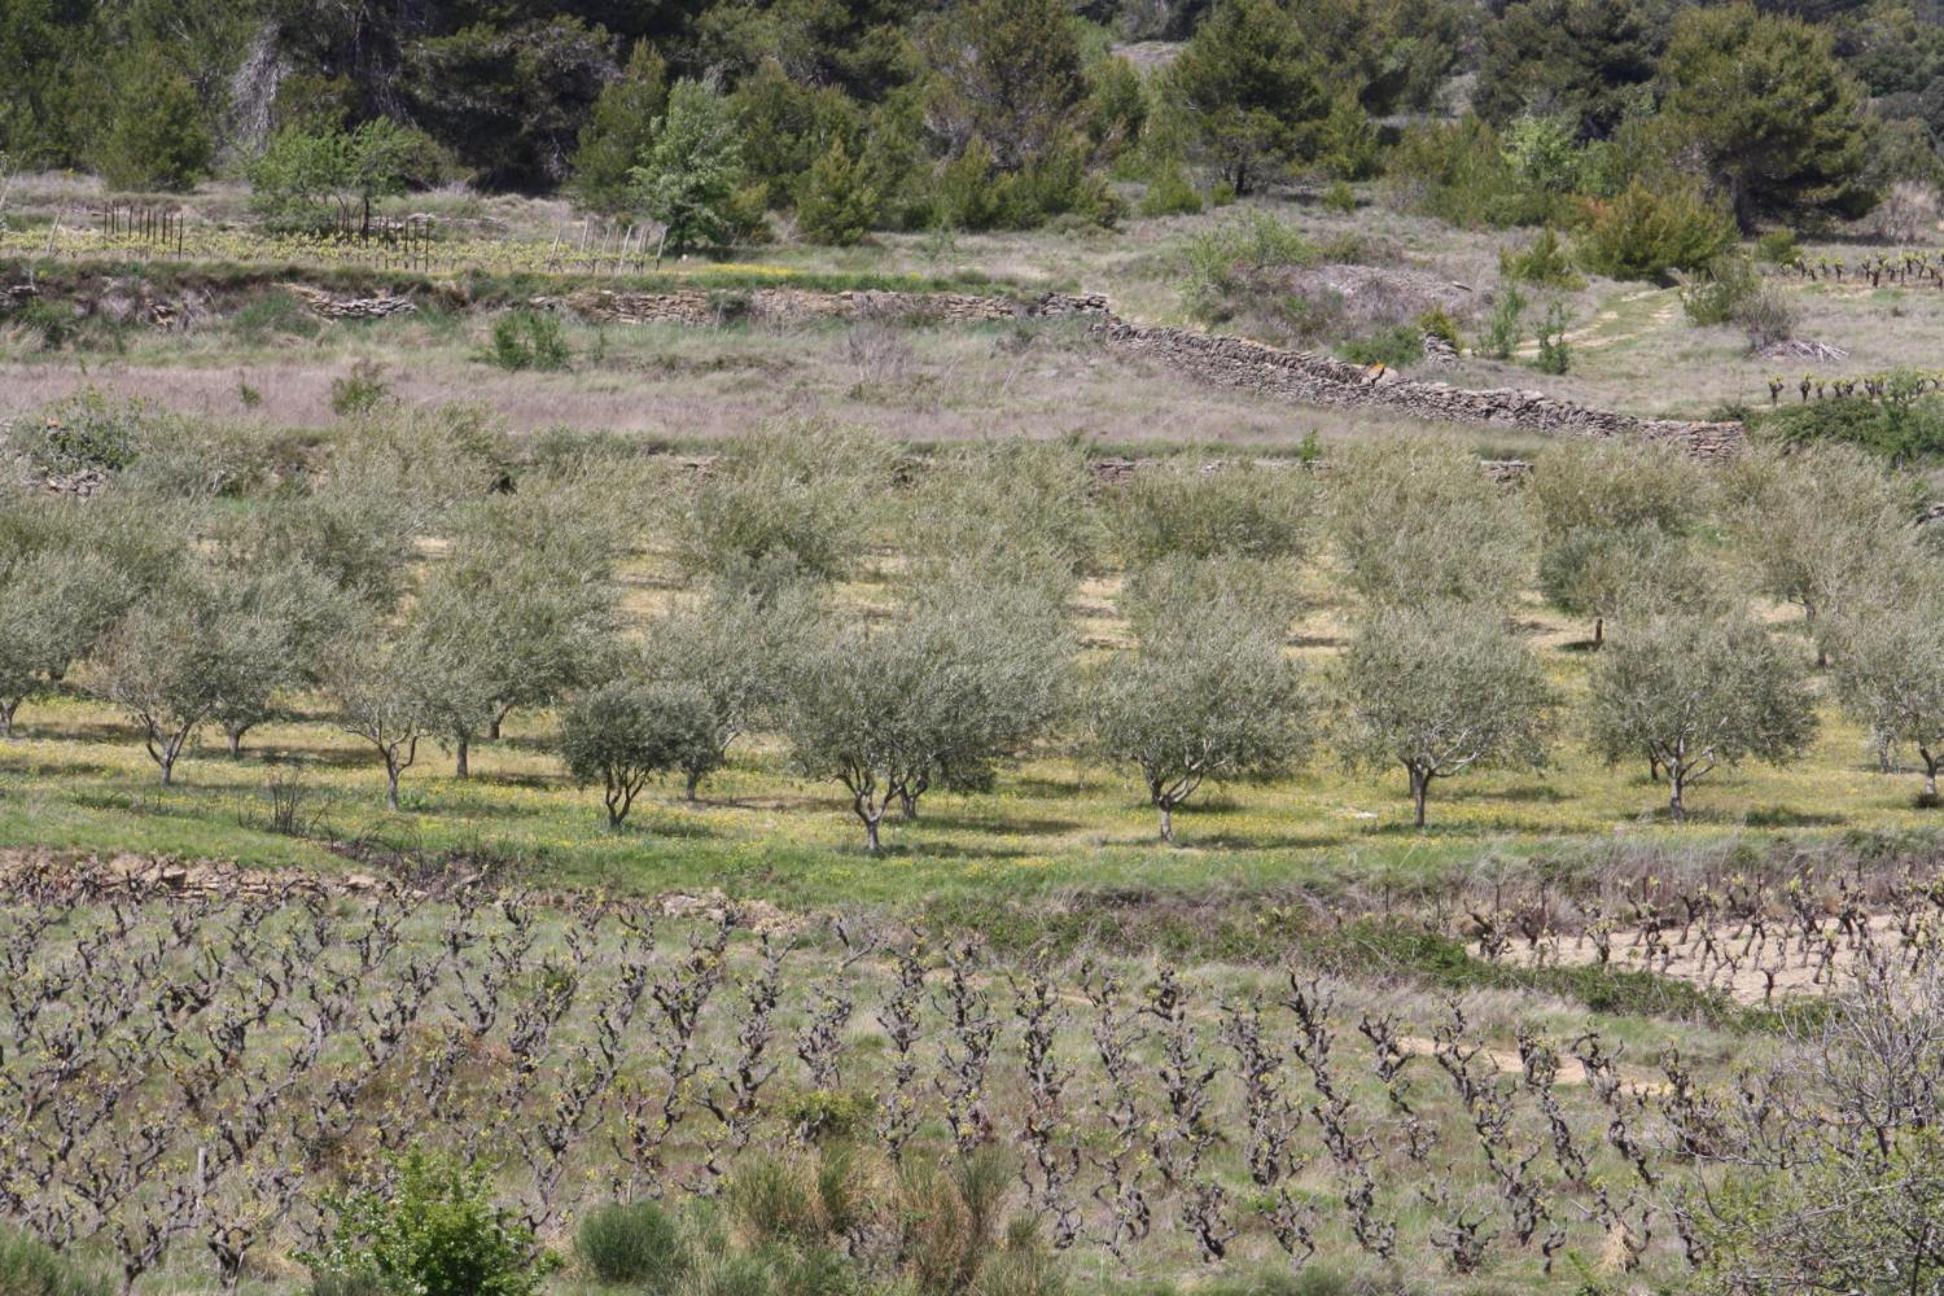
[487,311,570,372]
[1500,227,1583,289]
[1320,180,1356,214]
[1735,282,1799,349]
[1755,228,1801,266]
[1679,253,1761,326]
[1576,181,1737,282]
[1481,282,1526,360]
[796,139,877,247]
[1418,306,1461,349]
[0,1223,110,1296]
[306,1145,547,1296]
[329,360,392,417]
[1139,161,1203,217]
[1180,211,1317,322]
[1533,300,1571,374]
[18,388,153,475]
[575,1200,687,1289]
[1338,324,1423,368]
[1387,115,1555,228]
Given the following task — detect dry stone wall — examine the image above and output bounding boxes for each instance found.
[557,287,1111,326]
[1092,320,1744,459]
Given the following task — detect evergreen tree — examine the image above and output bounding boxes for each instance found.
[796,138,877,245]
[1165,0,1328,194]
[1475,0,1663,140]
[1659,3,1875,228]
[570,42,668,215]
[927,0,1088,171]
[94,47,212,191]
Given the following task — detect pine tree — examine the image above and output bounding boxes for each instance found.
[571,43,668,215]
[1165,0,1328,195]
[1659,3,1874,228]
[796,138,877,246]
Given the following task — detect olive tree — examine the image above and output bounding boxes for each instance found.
[1531,440,1713,645]
[206,560,351,757]
[902,439,1100,600]
[1724,443,1926,663]
[325,631,436,811]
[1090,579,1310,843]
[406,491,625,771]
[559,679,716,828]
[781,588,1068,851]
[0,546,133,737]
[1587,611,1818,820]
[1327,439,1532,608]
[1335,600,1552,828]
[643,583,817,801]
[673,419,891,590]
[1105,459,1315,568]
[0,499,165,736]
[90,595,222,787]
[1832,598,1944,801]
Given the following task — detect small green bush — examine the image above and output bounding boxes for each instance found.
[0,1223,110,1296]
[1679,253,1761,326]
[1533,300,1571,374]
[1320,180,1356,214]
[21,387,154,474]
[11,299,77,350]
[1180,211,1317,322]
[1338,325,1423,368]
[487,310,570,372]
[575,1200,687,1289]
[1500,227,1583,289]
[1755,228,1802,265]
[329,360,392,417]
[1417,306,1461,349]
[1139,162,1203,218]
[305,1145,548,1296]
[1482,282,1526,360]
[1576,181,1737,283]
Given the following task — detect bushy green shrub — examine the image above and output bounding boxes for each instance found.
[18,388,155,475]
[795,139,877,247]
[1320,180,1356,214]
[231,289,325,343]
[1500,226,1583,289]
[1575,181,1737,282]
[1387,115,1557,228]
[1679,253,1761,326]
[575,1200,687,1289]
[329,360,392,417]
[1756,228,1802,266]
[0,1223,110,1296]
[1482,282,1526,360]
[487,311,570,372]
[1180,211,1317,322]
[1338,325,1423,368]
[1417,306,1461,349]
[1533,300,1572,374]
[305,1146,548,1296]
[1139,162,1204,217]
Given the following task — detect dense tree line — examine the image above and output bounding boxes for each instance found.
[4,397,1938,848]
[1,0,1933,239]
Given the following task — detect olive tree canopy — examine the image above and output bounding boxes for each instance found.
[1336,600,1552,828]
